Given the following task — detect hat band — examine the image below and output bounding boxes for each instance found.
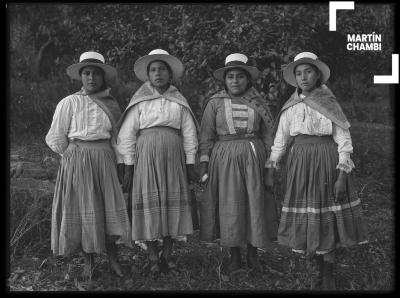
[80,58,104,64]
[225,61,248,67]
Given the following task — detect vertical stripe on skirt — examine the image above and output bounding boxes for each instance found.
[51,140,132,255]
[131,128,193,241]
[200,138,278,248]
[278,135,368,254]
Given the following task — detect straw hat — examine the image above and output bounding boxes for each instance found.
[213,53,260,81]
[66,51,117,82]
[134,49,184,82]
[283,52,330,87]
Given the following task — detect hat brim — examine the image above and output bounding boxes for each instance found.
[66,62,117,83]
[213,65,260,81]
[134,54,184,83]
[283,58,330,87]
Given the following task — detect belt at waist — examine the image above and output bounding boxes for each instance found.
[217,133,260,141]
[138,126,181,137]
[69,138,110,144]
[293,134,333,144]
[68,138,111,149]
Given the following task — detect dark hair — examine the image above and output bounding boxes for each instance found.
[223,67,253,92]
[294,63,323,88]
[147,60,173,78]
[79,65,108,90]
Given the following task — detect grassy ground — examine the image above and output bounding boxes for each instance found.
[8,122,394,291]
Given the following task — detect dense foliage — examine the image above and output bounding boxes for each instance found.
[8,4,395,135]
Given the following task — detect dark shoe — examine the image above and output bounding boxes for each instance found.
[228,247,242,273]
[246,244,262,273]
[312,255,323,289]
[322,262,336,291]
[149,259,161,277]
[82,253,94,280]
[109,256,124,277]
[159,254,177,273]
[107,242,124,277]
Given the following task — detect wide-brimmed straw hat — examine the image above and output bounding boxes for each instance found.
[66,51,117,82]
[213,53,260,81]
[283,52,330,87]
[134,49,184,82]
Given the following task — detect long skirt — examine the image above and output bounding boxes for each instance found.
[200,138,278,248]
[51,139,132,255]
[130,127,193,241]
[277,134,368,255]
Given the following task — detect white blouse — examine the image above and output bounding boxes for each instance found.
[117,98,198,165]
[267,100,355,173]
[45,91,123,163]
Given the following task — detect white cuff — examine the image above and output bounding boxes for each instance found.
[337,153,355,173]
[200,155,210,162]
[265,158,279,169]
[186,154,196,164]
[122,154,136,166]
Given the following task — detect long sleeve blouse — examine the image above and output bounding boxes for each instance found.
[45,90,123,162]
[199,96,272,166]
[267,98,355,173]
[116,98,198,165]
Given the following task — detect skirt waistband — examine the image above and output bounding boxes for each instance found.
[293,134,333,144]
[69,138,111,149]
[138,126,181,137]
[217,133,260,142]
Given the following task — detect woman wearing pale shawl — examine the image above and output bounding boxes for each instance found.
[46,51,131,278]
[265,52,368,290]
[198,53,278,274]
[117,49,198,275]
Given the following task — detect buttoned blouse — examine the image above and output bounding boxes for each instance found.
[45,91,123,162]
[116,98,198,165]
[267,96,355,173]
[199,96,271,165]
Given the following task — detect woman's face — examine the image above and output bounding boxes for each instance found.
[148,61,171,89]
[81,66,105,94]
[294,63,321,94]
[225,69,249,97]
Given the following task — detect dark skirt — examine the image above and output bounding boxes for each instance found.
[130,127,193,241]
[200,137,278,248]
[51,139,132,255]
[277,134,368,255]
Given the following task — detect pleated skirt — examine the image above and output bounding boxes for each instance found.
[130,127,193,241]
[277,134,368,255]
[51,139,132,255]
[200,138,278,248]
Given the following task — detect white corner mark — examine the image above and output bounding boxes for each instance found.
[329,1,354,31]
[374,54,399,84]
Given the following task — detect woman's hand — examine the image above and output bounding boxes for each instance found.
[117,163,125,184]
[334,171,347,203]
[264,168,274,190]
[122,165,134,193]
[199,162,209,183]
[186,164,199,183]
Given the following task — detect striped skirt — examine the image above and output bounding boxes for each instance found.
[51,139,132,256]
[200,137,278,248]
[278,135,368,255]
[130,127,193,241]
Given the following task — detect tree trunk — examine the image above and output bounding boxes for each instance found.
[33,34,53,80]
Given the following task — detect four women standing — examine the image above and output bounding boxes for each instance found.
[46,49,367,289]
